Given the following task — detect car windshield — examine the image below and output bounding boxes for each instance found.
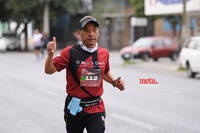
[132,38,152,47]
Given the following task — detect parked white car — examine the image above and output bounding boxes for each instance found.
[0,32,21,52]
[179,37,200,78]
[0,36,7,52]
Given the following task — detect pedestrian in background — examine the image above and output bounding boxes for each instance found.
[32,29,42,61]
[45,16,125,133]
[41,32,49,57]
[73,30,81,44]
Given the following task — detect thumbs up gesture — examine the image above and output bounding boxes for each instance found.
[113,77,125,91]
[47,37,57,55]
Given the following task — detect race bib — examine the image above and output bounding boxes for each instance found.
[80,69,102,87]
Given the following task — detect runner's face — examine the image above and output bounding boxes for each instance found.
[79,23,99,48]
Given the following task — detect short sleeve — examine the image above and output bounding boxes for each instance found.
[104,52,110,73]
[53,48,69,72]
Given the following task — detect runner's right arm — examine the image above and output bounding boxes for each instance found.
[45,37,57,74]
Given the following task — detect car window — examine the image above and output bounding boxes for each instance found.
[188,40,198,49]
[164,38,172,46]
[184,38,190,48]
[153,39,163,47]
[195,42,200,51]
[132,38,152,47]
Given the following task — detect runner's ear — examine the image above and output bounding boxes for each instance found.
[78,30,81,36]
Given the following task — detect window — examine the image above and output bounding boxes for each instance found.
[164,38,172,46]
[184,38,190,48]
[154,39,163,47]
[132,38,152,47]
[188,40,197,49]
[195,42,200,51]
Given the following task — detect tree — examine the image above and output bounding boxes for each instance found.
[129,0,145,17]
[0,0,81,51]
[129,0,159,21]
[9,0,44,51]
[49,0,80,25]
[10,0,80,28]
[0,0,13,22]
[91,0,125,27]
[90,0,107,26]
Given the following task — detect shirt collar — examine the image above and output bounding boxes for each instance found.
[79,41,98,53]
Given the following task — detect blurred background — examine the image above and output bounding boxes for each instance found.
[1,0,198,51]
[1,0,200,133]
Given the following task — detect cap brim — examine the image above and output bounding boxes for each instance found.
[80,20,99,29]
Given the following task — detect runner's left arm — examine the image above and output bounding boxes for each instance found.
[103,72,125,91]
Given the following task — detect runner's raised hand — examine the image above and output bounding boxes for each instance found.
[47,37,56,55]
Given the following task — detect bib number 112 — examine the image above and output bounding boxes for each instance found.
[80,69,102,87]
[82,75,98,81]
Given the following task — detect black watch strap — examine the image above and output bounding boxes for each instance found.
[112,81,115,87]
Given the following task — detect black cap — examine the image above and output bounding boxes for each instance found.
[79,16,99,30]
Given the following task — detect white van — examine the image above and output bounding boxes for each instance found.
[179,37,200,78]
[0,32,21,52]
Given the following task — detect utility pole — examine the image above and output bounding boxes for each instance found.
[24,19,28,51]
[181,0,189,49]
[43,0,50,34]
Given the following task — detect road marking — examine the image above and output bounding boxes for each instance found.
[111,113,159,131]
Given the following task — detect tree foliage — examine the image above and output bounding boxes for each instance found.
[0,0,13,22]
[129,0,159,21]
[129,0,145,17]
[91,0,124,26]
[49,0,80,25]
[0,0,81,51]
[10,0,43,29]
[0,0,80,28]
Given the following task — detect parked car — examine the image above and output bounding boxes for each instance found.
[120,36,179,61]
[0,32,20,52]
[0,36,7,52]
[179,36,200,78]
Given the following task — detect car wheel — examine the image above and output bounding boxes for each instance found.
[187,64,196,78]
[153,58,158,61]
[171,52,178,61]
[122,53,131,61]
[142,53,149,61]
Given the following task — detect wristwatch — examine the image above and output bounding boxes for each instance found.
[112,81,115,87]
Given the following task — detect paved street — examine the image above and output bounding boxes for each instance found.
[0,51,200,133]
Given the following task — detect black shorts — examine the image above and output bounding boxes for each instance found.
[34,46,41,50]
[64,111,106,133]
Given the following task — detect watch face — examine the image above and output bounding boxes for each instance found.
[80,69,102,87]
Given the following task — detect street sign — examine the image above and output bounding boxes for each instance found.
[131,17,148,26]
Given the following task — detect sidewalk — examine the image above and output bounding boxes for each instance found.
[109,51,181,73]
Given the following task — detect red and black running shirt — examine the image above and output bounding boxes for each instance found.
[53,44,110,113]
